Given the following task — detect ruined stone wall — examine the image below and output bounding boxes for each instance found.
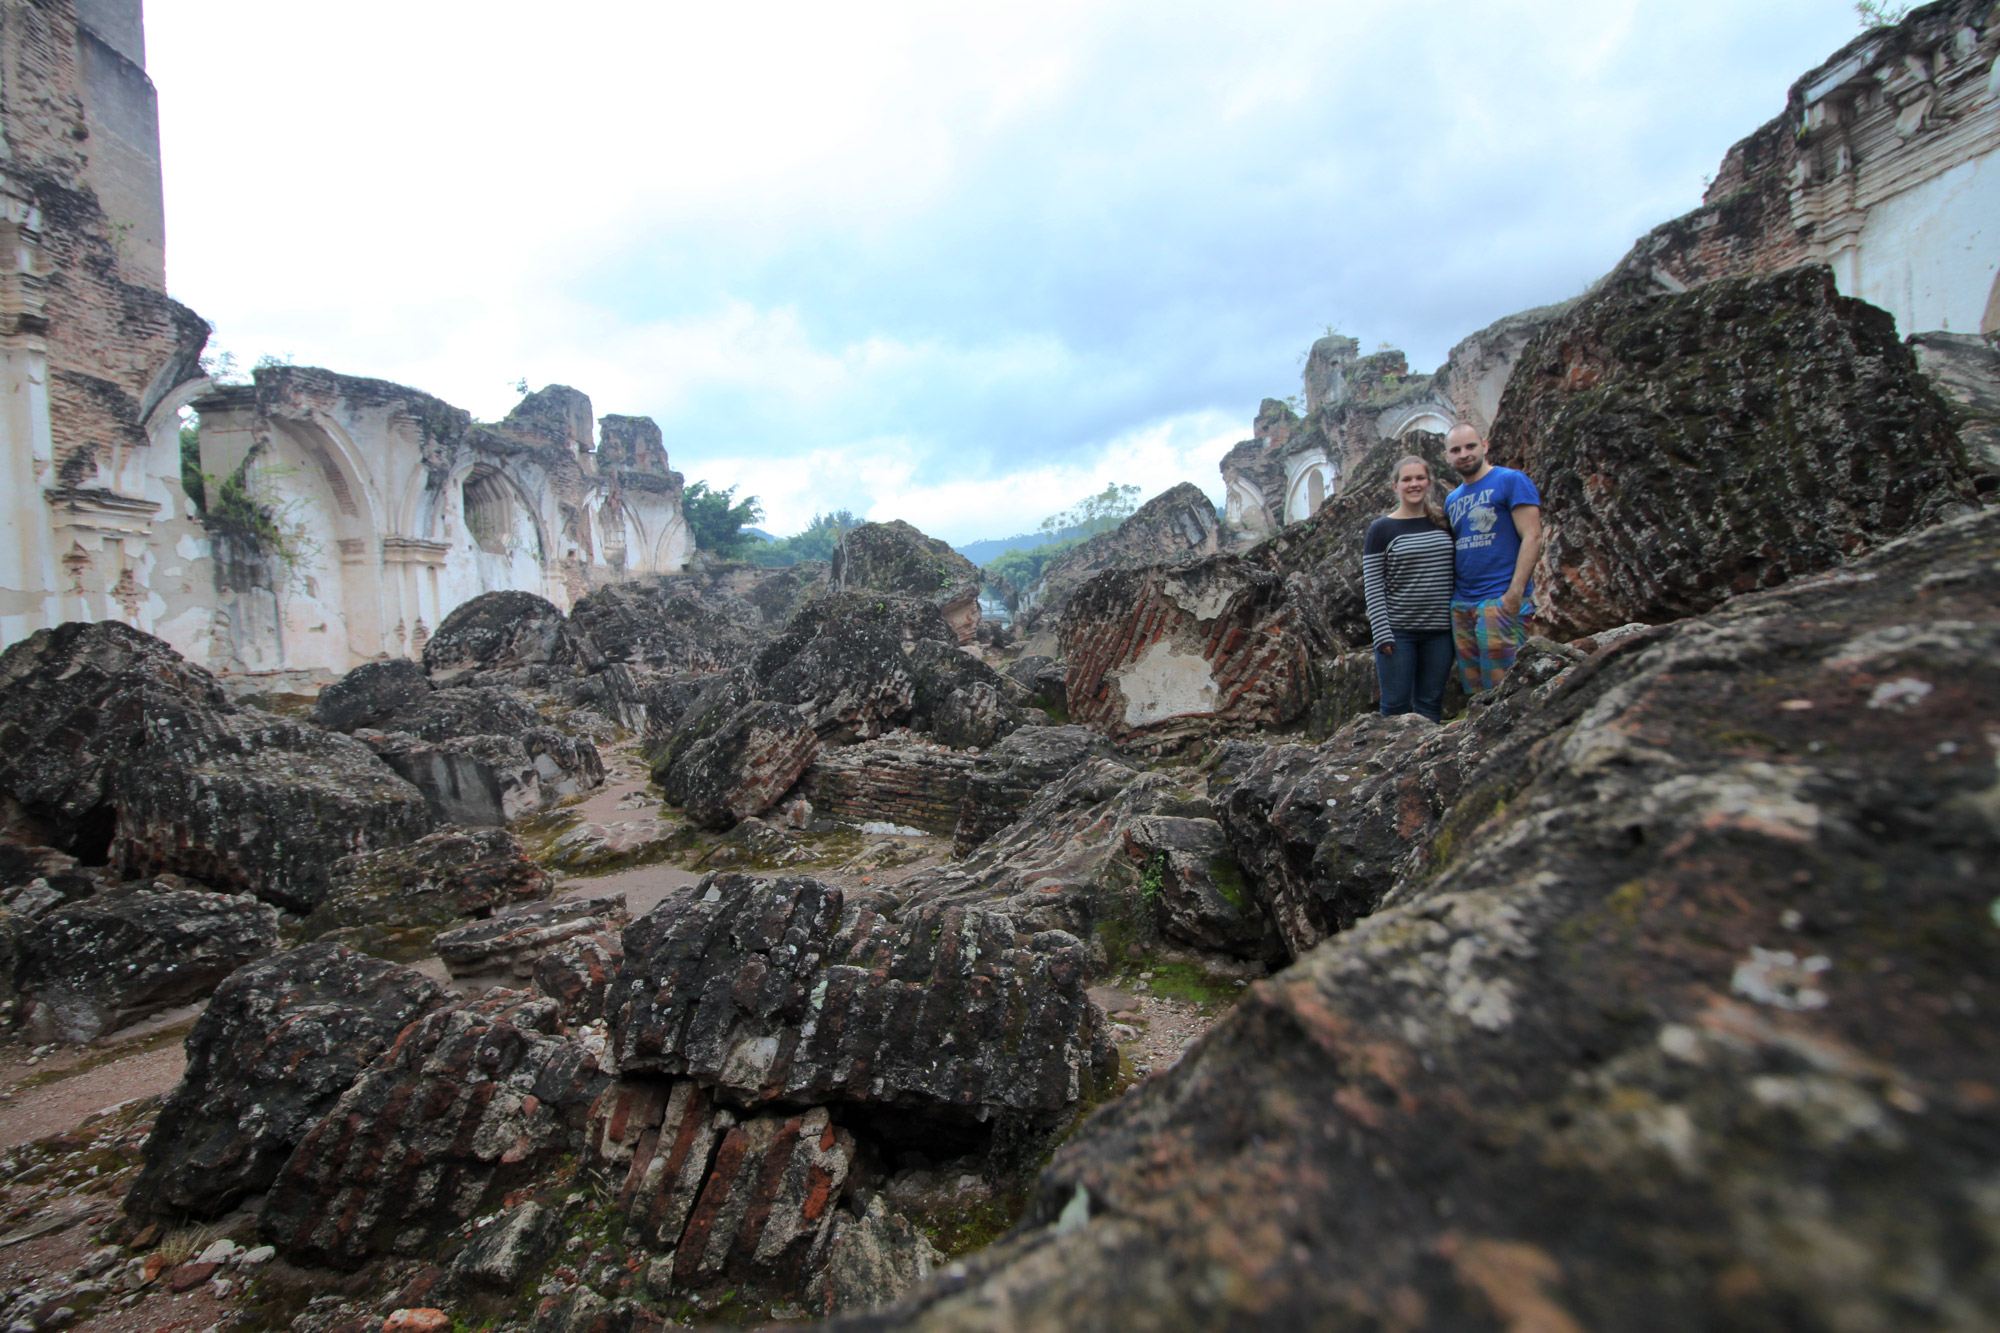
[1219,345,1457,542]
[186,370,692,676]
[0,0,211,651]
[1608,0,1999,336]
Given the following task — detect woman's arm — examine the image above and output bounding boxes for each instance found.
[1362,524,1392,651]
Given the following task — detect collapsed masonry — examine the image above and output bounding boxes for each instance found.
[0,0,692,680]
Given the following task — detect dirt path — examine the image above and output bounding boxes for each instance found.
[0,1007,197,1151]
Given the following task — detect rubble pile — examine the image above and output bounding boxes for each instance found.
[1,9,1997,1328]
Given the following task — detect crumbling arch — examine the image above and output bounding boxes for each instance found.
[1380,402,1457,441]
[459,466,544,561]
[1285,460,1334,522]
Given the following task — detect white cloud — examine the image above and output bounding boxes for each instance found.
[147,0,1862,545]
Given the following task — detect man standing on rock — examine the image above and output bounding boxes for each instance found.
[1444,423,1543,695]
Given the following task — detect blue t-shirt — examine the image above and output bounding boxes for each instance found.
[1447,466,1541,608]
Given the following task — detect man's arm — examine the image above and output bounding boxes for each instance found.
[1500,505,1542,619]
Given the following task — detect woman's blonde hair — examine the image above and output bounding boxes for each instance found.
[1388,455,1449,530]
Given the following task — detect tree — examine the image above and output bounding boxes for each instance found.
[984,536,1083,590]
[749,509,862,567]
[1855,1,1910,26]
[1037,483,1141,541]
[682,481,764,558]
[179,422,205,511]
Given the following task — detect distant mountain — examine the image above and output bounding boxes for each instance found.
[955,524,1094,567]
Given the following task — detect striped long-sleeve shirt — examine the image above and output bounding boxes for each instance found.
[1362,516,1455,646]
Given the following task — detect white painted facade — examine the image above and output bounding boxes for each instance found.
[1793,12,2000,336]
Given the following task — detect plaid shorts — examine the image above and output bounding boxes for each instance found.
[1452,598,1532,696]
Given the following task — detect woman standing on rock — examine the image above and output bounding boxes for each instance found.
[1363,456,1456,723]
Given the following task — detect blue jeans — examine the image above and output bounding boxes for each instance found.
[1375,629,1454,724]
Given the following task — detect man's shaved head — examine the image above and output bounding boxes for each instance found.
[1444,422,1491,479]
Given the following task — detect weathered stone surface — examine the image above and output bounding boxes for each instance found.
[433,892,629,979]
[830,521,983,644]
[563,577,773,676]
[1910,331,2000,486]
[261,990,606,1269]
[755,594,933,744]
[660,701,819,831]
[531,930,624,1025]
[15,886,279,1042]
[125,941,449,1220]
[1214,639,1583,959]
[383,685,543,741]
[421,591,571,673]
[114,714,436,911]
[0,620,233,854]
[1489,266,1980,638]
[818,506,2000,1333]
[805,733,980,837]
[909,757,1267,967]
[809,1194,944,1316]
[591,1081,856,1298]
[592,1079,734,1252]
[1060,554,1309,747]
[365,725,603,827]
[950,724,1111,856]
[609,874,1112,1120]
[308,660,431,733]
[451,1201,558,1291]
[305,828,555,959]
[1019,483,1221,634]
[1119,815,1272,959]
[906,640,1023,750]
[673,1105,854,1294]
[0,844,95,916]
[643,667,758,784]
[0,625,431,910]
[572,665,707,748]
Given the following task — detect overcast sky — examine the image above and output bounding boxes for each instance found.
[147,1,1860,545]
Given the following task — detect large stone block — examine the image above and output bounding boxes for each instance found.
[125,942,449,1220]
[421,591,571,672]
[828,520,983,644]
[950,724,1110,855]
[309,659,431,733]
[15,886,279,1042]
[1059,554,1309,747]
[804,733,979,836]
[304,827,555,959]
[754,594,929,743]
[608,874,1112,1121]
[1019,483,1221,633]
[1488,266,1981,638]
[260,990,606,1269]
[661,701,819,831]
[0,620,233,854]
[114,714,436,912]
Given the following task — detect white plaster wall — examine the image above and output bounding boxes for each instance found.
[1283,452,1334,523]
[0,344,60,644]
[1846,147,2000,334]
